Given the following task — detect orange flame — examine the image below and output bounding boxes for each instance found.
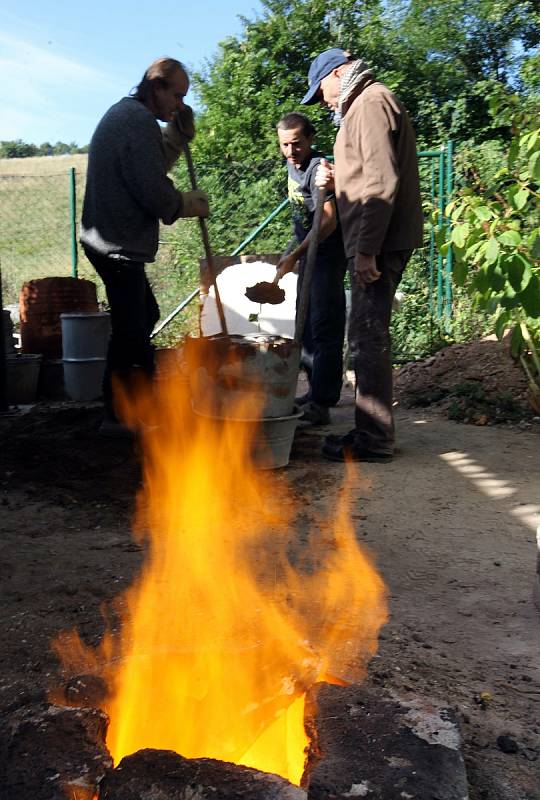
[52,340,387,785]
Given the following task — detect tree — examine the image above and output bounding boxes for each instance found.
[191,0,540,162]
[0,140,38,158]
[443,89,540,409]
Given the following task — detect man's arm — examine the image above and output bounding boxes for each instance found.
[354,95,400,255]
[276,197,337,280]
[120,117,207,224]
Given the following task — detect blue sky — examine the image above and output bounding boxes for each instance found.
[0,0,264,146]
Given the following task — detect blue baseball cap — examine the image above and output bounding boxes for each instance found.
[301,48,352,105]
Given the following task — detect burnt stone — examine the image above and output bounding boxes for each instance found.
[100,748,307,799]
[0,702,112,800]
[496,735,519,754]
[303,683,469,799]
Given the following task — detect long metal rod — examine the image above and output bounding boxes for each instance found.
[182,144,228,336]
[69,167,78,278]
[428,160,436,315]
[151,287,199,339]
[230,199,289,257]
[445,140,454,325]
[0,263,8,412]
[437,149,446,320]
[151,197,289,339]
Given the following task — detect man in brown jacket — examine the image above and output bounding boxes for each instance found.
[301,48,423,462]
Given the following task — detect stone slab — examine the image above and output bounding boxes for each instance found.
[100,748,307,800]
[0,702,112,800]
[302,683,469,800]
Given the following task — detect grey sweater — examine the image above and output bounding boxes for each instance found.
[81,97,184,263]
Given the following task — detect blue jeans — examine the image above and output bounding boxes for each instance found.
[84,249,159,420]
[297,251,346,408]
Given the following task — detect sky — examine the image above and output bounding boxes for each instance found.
[0,0,264,146]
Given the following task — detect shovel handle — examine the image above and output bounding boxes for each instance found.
[294,187,325,343]
[183,143,228,336]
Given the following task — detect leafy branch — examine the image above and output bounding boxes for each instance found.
[440,91,540,411]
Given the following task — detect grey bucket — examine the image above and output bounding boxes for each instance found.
[63,358,106,402]
[61,312,111,401]
[194,407,302,469]
[60,312,111,359]
[6,354,42,404]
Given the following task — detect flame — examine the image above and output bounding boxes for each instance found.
[52,339,388,785]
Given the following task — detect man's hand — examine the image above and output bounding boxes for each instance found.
[173,105,195,143]
[315,159,335,192]
[354,253,381,288]
[275,252,298,281]
[180,190,209,218]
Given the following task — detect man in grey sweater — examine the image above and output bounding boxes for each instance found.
[302,48,423,462]
[81,57,208,437]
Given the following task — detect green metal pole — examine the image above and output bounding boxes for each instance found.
[69,167,78,278]
[444,140,454,325]
[429,160,436,315]
[151,198,289,339]
[437,148,445,320]
[230,198,289,257]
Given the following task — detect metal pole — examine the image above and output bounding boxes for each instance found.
[444,140,454,325]
[428,160,436,315]
[437,148,445,320]
[230,199,288,257]
[0,262,8,412]
[182,144,228,336]
[150,198,289,339]
[69,167,78,278]
[151,287,199,339]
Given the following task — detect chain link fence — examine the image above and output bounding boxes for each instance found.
[0,155,289,331]
[1,148,453,353]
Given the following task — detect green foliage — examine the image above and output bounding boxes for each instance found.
[444,90,540,408]
[0,140,88,158]
[192,0,540,163]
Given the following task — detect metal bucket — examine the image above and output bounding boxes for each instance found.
[63,359,105,402]
[6,354,42,404]
[60,312,111,360]
[61,312,111,402]
[185,334,301,420]
[195,407,302,469]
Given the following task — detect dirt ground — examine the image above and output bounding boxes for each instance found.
[0,343,539,799]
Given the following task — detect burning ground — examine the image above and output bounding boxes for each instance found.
[0,372,539,798]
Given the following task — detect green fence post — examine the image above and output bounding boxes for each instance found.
[429,160,436,314]
[437,148,446,319]
[70,167,78,278]
[444,140,454,326]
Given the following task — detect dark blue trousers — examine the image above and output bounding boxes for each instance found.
[297,252,346,408]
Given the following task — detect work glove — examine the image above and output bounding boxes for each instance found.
[172,105,196,143]
[162,105,196,170]
[180,190,209,218]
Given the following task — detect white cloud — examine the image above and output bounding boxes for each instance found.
[0,30,120,143]
[0,31,114,91]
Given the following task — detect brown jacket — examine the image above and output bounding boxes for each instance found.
[334,79,423,257]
